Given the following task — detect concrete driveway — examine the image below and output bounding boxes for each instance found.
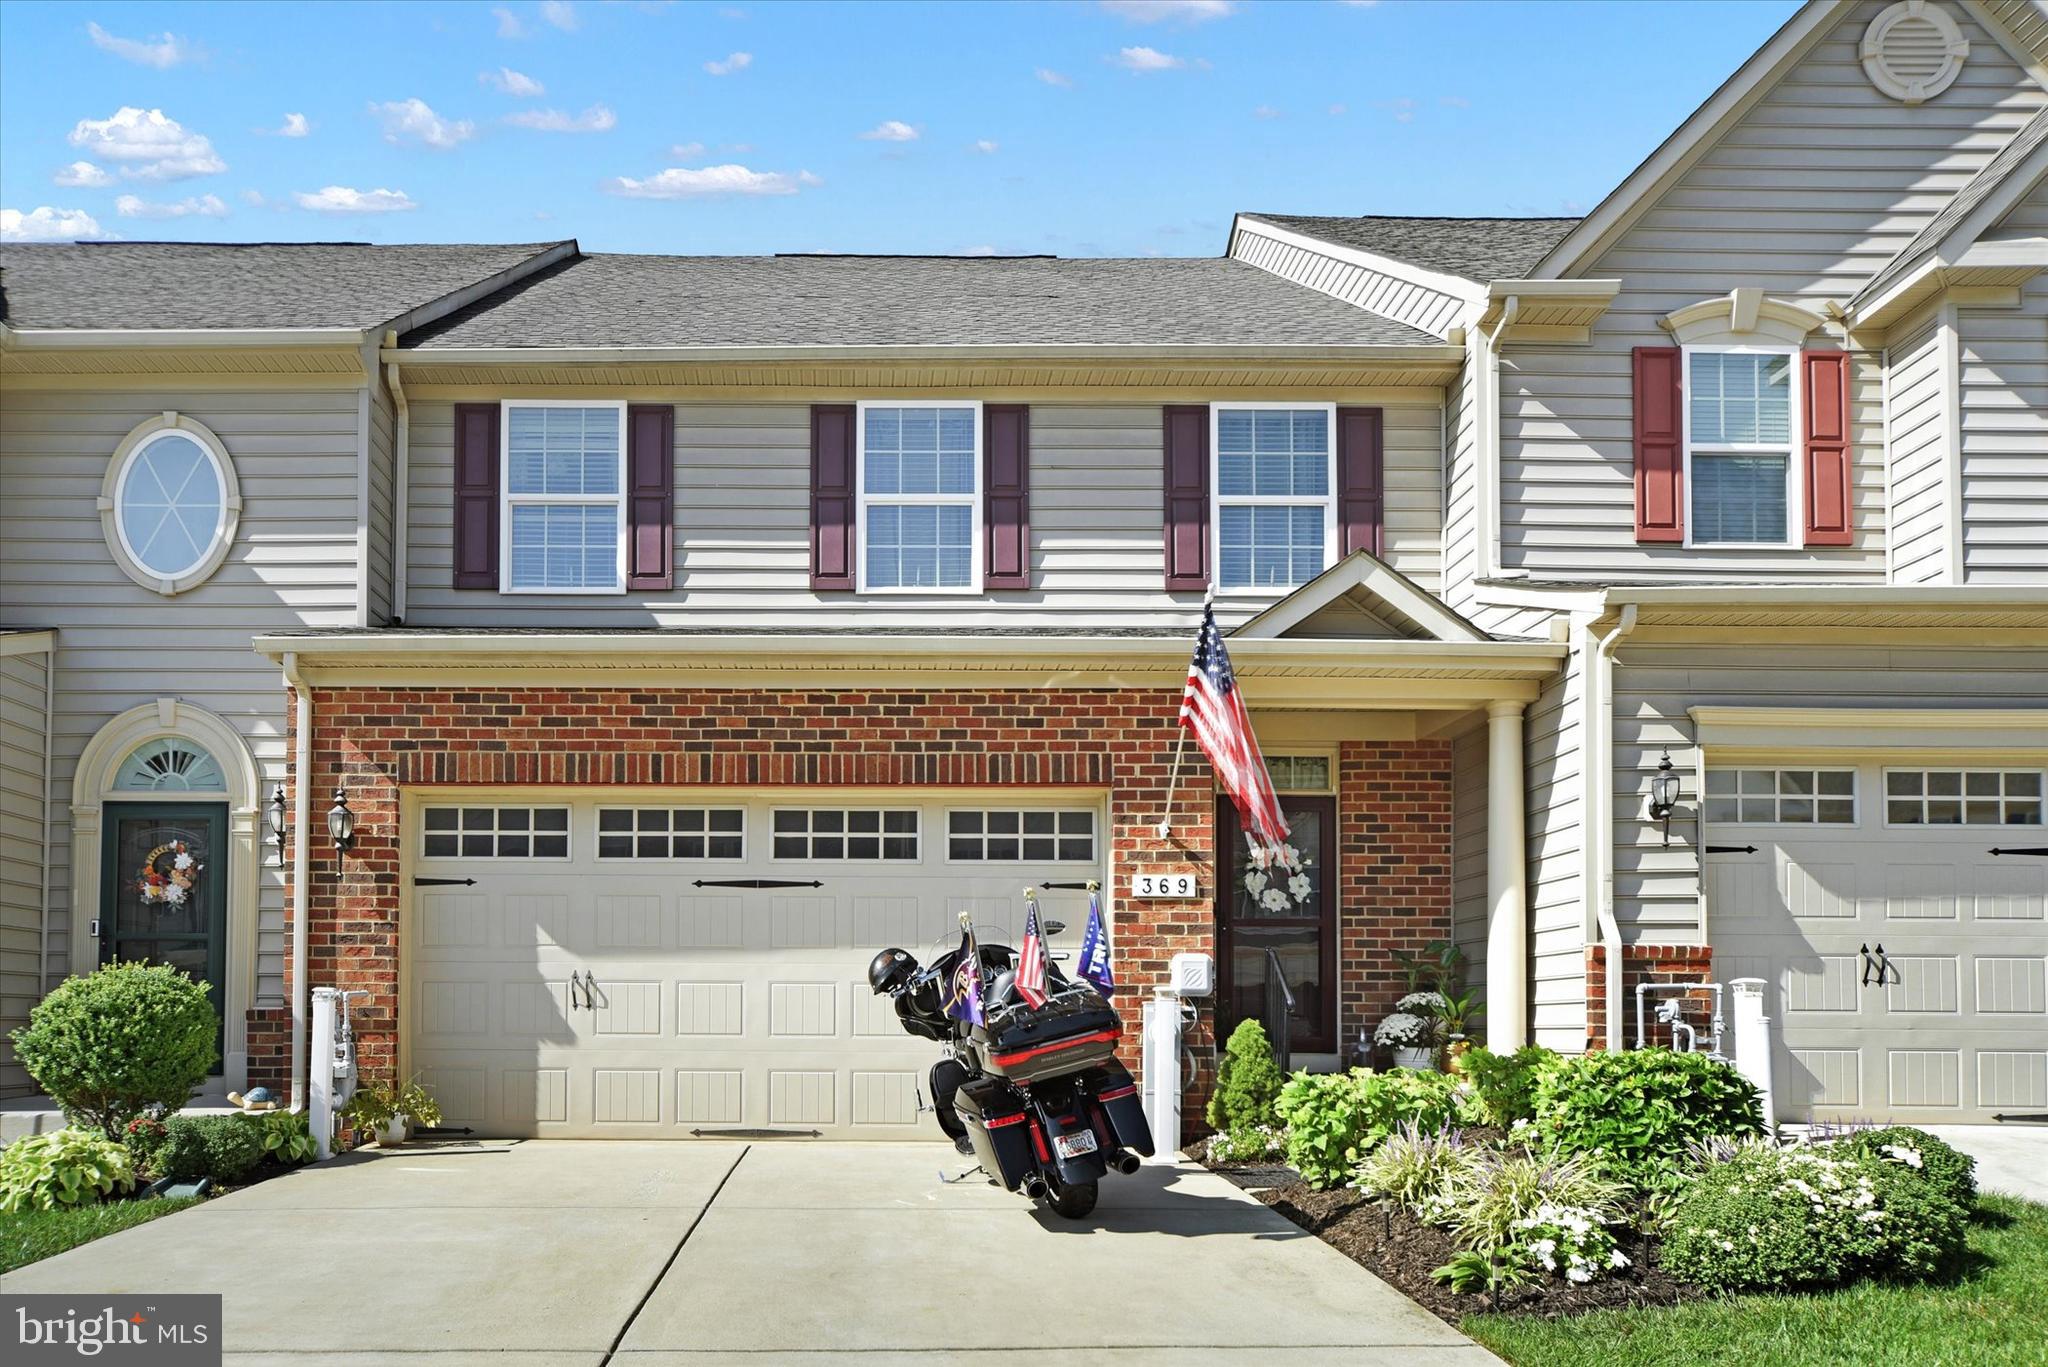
[1,1141,1496,1365]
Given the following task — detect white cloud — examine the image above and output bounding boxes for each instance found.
[240,188,266,206]
[1035,67,1073,87]
[86,21,197,68]
[1253,105,1280,119]
[704,51,752,75]
[1112,46,1185,72]
[371,98,476,149]
[971,139,999,154]
[1,206,114,242]
[960,245,999,256]
[1100,1,1232,22]
[115,192,229,219]
[294,185,419,214]
[1375,97,1416,123]
[541,1,578,30]
[492,7,527,38]
[668,141,707,160]
[274,113,311,137]
[68,108,226,181]
[603,164,819,198]
[54,161,114,188]
[505,104,616,133]
[859,120,919,142]
[481,67,546,95]
[1439,94,1471,109]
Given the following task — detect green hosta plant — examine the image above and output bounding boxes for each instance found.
[1432,1248,1535,1298]
[1277,1068,1465,1189]
[257,1110,318,1166]
[0,1128,137,1212]
[11,962,218,1140]
[1530,1048,1762,1189]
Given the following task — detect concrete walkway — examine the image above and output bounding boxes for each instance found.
[1921,1126,2048,1205]
[0,1141,1497,1365]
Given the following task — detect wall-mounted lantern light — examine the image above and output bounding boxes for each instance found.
[1648,750,1682,846]
[327,786,356,854]
[268,785,289,866]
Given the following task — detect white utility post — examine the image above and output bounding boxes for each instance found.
[1141,992,1181,1161]
[1485,700,1529,1051]
[1729,977,1777,1131]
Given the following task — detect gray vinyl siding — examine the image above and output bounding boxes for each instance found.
[1229,224,1467,338]
[1502,0,2043,583]
[1608,643,2048,944]
[0,387,363,1006]
[367,384,395,625]
[1442,350,1483,615]
[1525,646,1586,1050]
[0,642,51,1097]
[1885,308,1954,584]
[402,399,1445,627]
[1451,723,1489,996]
[1958,243,2048,584]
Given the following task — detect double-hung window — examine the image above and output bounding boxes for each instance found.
[503,401,627,593]
[1685,349,1797,546]
[858,401,980,592]
[1213,403,1336,591]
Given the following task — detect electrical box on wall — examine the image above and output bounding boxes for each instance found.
[1169,952,1215,997]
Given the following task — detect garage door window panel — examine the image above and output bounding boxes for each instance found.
[772,808,919,861]
[1886,770,2044,827]
[947,809,1096,863]
[1703,768,1856,825]
[596,807,744,860]
[422,806,570,859]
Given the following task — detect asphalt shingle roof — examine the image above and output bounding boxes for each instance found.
[0,241,569,331]
[404,253,1441,349]
[1242,214,1583,284]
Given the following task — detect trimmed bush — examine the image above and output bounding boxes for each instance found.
[156,1115,265,1184]
[11,963,217,1141]
[1859,1155,1970,1281]
[1530,1048,1762,1188]
[0,1129,137,1213]
[1456,1045,1559,1127]
[1845,1126,1977,1210]
[1277,1067,1464,1189]
[121,1114,171,1179]
[1206,1019,1285,1134]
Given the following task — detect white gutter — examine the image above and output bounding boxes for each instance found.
[1587,604,1639,1051]
[380,341,1468,366]
[1476,296,1519,581]
[280,652,313,1112]
[2,326,367,350]
[38,638,55,1003]
[386,354,410,623]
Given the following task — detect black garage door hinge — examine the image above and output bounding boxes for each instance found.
[691,878,823,889]
[1989,847,2048,857]
[1704,845,1759,855]
[413,877,478,887]
[689,1127,822,1139]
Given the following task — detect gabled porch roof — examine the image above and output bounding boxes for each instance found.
[1230,549,1493,645]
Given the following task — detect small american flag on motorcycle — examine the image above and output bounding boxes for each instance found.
[1015,893,1049,1010]
[1180,601,1290,850]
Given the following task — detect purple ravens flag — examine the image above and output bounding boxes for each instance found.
[1077,888,1115,997]
[943,923,985,1026]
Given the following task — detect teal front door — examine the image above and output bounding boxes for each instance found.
[100,803,228,1074]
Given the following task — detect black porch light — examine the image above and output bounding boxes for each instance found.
[1648,751,1682,846]
[267,784,289,866]
[327,786,357,854]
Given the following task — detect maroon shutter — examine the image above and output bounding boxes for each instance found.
[452,402,500,589]
[625,403,674,590]
[1801,350,1853,547]
[1632,346,1684,543]
[1336,406,1385,558]
[983,404,1031,590]
[810,404,857,590]
[1162,404,1210,590]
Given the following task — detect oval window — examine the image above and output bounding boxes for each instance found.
[101,416,240,595]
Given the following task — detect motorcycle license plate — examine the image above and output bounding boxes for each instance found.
[1054,1129,1098,1159]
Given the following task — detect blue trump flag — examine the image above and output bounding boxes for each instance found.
[1077,888,1115,997]
[943,923,985,1026]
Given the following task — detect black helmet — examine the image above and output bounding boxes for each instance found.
[868,947,918,996]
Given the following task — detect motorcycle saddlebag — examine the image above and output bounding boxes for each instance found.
[1090,1064,1154,1157]
[975,990,1122,1084]
[954,1076,1036,1191]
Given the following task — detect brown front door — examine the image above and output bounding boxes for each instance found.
[1216,795,1338,1055]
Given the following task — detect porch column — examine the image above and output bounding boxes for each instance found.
[1485,699,1529,1051]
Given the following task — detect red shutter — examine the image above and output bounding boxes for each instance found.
[1336,406,1385,558]
[1632,346,1684,543]
[625,403,674,590]
[1801,350,1853,547]
[452,402,500,589]
[1162,404,1210,591]
[983,404,1031,590]
[810,404,857,591]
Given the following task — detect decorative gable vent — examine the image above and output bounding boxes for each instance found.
[1861,1,1969,105]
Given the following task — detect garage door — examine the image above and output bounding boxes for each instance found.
[407,793,1105,1138]
[1707,762,2047,1124]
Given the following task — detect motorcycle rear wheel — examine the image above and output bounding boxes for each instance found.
[1042,1177,1098,1219]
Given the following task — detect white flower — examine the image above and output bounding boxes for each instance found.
[1287,874,1311,900]
[1881,1143,1923,1169]
[164,885,186,905]
[1260,888,1289,912]
[1566,1266,1592,1284]
[173,852,195,870]
[1858,1209,1885,1223]
[1280,844,1299,865]
[1244,871,1269,895]
[1609,1249,1630,1268]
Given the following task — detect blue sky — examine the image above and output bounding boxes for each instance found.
[1,0,1800,256]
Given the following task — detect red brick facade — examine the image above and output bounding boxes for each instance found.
[1584,943,1716,1051]
[1337,740,1455,1058]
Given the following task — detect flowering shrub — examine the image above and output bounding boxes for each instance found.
[1440,1146,1626,1255]
[1512,1203,1629,1284]
[1843,1126,1976,1210]
[1205,1124,1287,1164]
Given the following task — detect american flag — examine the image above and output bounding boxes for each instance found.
[1180,602,1290,850]
[1015,894,1049,1010]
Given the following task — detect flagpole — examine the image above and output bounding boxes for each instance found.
[1158,588,1213,840]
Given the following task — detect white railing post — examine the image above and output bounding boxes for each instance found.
[1729,977,1775,1132]
[310,987,339,1160]
[1142,991,1182,1161]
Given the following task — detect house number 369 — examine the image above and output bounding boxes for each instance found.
[1130,871,1198,898]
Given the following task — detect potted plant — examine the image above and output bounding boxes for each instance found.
[1436,988,1481,1068]
[341,1078,441,1148]
[1375,994,1442,1071]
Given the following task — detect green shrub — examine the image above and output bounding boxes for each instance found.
[121,1114,170,1179]
[1456,1046,1560,1127]
[1205,1124,1286,1164]
[1531,1048,1761,1188]
[1858,1155,1969,1281]
[10,963,217,1141]
[1206,1019,1285,1134]
[156,1115,265,1184]
[0,1129,137,1212]
[1845,1126,1977,1210]
[1276,1067,1464,1189]
[1437,1147,1625,1256]
[255,1111,318,1167]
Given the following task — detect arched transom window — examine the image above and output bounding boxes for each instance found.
[114,737,228,793]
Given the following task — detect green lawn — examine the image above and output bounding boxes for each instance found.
[0,1196,200,1275]
[1465,1195,2048,1367]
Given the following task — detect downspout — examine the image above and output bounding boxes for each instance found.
[385,345,409,623]
[1589,603,1639,1051]
[281,651,313,1111]
[1479,296,1519,581]
[37,640,55,1000]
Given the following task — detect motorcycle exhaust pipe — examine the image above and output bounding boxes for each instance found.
[1020,1173,1049,1200]
[1111,1151,1142,1175]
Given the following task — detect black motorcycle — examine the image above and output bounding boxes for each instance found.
[868,932,1154,1219]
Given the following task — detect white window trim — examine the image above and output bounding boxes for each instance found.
[854,399,984,595]
[767,805,924,862]
[593,805,748,862]
[1879,766,2048,829]
[1208,401,1340,596]
[499,399,629,596]
[1680,345,1802,550]
[419,804,574,861]
[100,414,243,597]
[1702,766,1860,827]
[942,806,1101,866]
